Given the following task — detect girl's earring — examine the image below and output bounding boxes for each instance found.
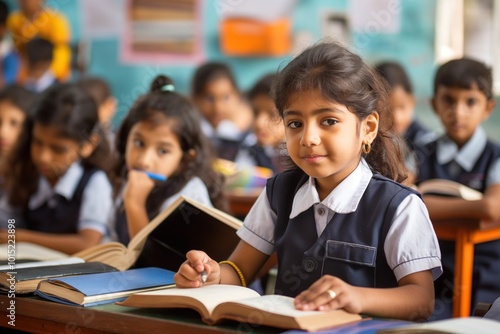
[362,142,371,155]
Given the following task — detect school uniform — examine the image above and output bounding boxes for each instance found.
[416,127,500,319]
[200,118,251,161]
[238,159,442,297]
[404,120,430,151]
[24,69,59,93]
[25,162,113,236]
[112,176,213,245]
[234,134,282,174]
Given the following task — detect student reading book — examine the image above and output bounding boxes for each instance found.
[74,196,242,271]
[119,284,362,331]
[35,267,176,307]
[0,262,117,294]
[175,42,441,321]
[417,179,483,200]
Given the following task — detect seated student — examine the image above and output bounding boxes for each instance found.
[23,37,58,93]
[235,73,285,174]
[191,62,254,161]
[375,61,431,185]
[110,75,227,245]
[78,76,117,148]
[175,42,442,321]
[7,0,71,81]
[0,1,19,88]
[0,85,37,187]
[415,58,500,319]
[0,83,114,254]
[375,62,431,149]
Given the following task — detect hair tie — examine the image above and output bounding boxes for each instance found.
[160,84,175,92]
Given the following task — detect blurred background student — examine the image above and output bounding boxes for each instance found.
[110,75,227,245]
[375,61,432,185]
[7,0,71,82]
[191,62,254,161]
[0,84,36,194]
[0,1,19,89]
[23,37,57,93]
[0,84,114,254]
[78,76,117,149]
[234,73,284,174]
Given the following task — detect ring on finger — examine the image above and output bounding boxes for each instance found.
[326,289,336,300]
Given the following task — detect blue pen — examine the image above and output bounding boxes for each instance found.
[134,169,167,181]
[144,171,167,182]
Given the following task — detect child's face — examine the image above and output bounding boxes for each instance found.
[252,94,284,147]
[98,97,117,127]
[125,120,184,179]
[389,86,415,136]
[195,77,240,128]
[432,83,494,147]
[0,101,26,156]
[283,89,378,192]
[31,124,83,185]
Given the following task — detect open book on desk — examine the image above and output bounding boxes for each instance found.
[74,196,243,271]
[118,284,363,331]
[35,267,175,307]
[417,179,482,200]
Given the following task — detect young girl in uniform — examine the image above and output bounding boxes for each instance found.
[111,75,227,245]
[175,42,442,321]
[0,83,113,253]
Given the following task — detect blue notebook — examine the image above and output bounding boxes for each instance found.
[35,267,175,307]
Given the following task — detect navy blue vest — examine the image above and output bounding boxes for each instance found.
[404,120,428,152]
[416,139,500,312]
[114,202,157,245]
[245,144,277,173]
[25,167,98,234]
[267,169,417,297]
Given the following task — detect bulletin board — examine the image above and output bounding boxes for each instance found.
[121,0,204,64]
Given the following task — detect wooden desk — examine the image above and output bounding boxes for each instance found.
[432,219,500,318]
[227,189,261,218]
[0,295,281,334]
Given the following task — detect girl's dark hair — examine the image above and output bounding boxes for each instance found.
[191,62,239,97]
[248,73,277,100]
[78,76,112,105]
[433,57,493,100]
[375,62,413,94]
[273,42,408,182]
[114,74,227,215]
[0,84,37,114]
[6,83,112,207]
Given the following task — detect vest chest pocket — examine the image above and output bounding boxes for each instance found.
[325,240,377,266]
[322,240,377,286]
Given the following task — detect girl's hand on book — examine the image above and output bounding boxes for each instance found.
[294,275,363,314]
[174,250,220,288]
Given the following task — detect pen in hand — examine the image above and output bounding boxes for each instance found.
[201,270,207,284]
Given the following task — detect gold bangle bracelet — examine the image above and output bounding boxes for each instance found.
[219,260,246,287]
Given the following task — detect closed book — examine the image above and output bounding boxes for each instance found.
[0,262,118,294]
[74,196,243,272]
[417,179,483,200]
[35,267,176,307]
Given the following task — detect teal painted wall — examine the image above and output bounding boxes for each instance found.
[4,0,499,140]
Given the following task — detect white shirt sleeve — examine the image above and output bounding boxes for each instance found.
[236,188,276,255]
[486,157,500,187]
[384,194,442,281]
[78,171,113,236]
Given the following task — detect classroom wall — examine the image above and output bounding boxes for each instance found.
[5,0,499,140]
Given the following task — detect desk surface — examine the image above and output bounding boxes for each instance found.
[0,295,282,334]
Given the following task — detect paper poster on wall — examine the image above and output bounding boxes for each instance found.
[121,0,204,64]
[348,0,401,34]
[80,0,125,39]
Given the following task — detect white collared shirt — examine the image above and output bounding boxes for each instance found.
[28,163,113,235]
[237,159,442,281]
[434,127,500,187]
